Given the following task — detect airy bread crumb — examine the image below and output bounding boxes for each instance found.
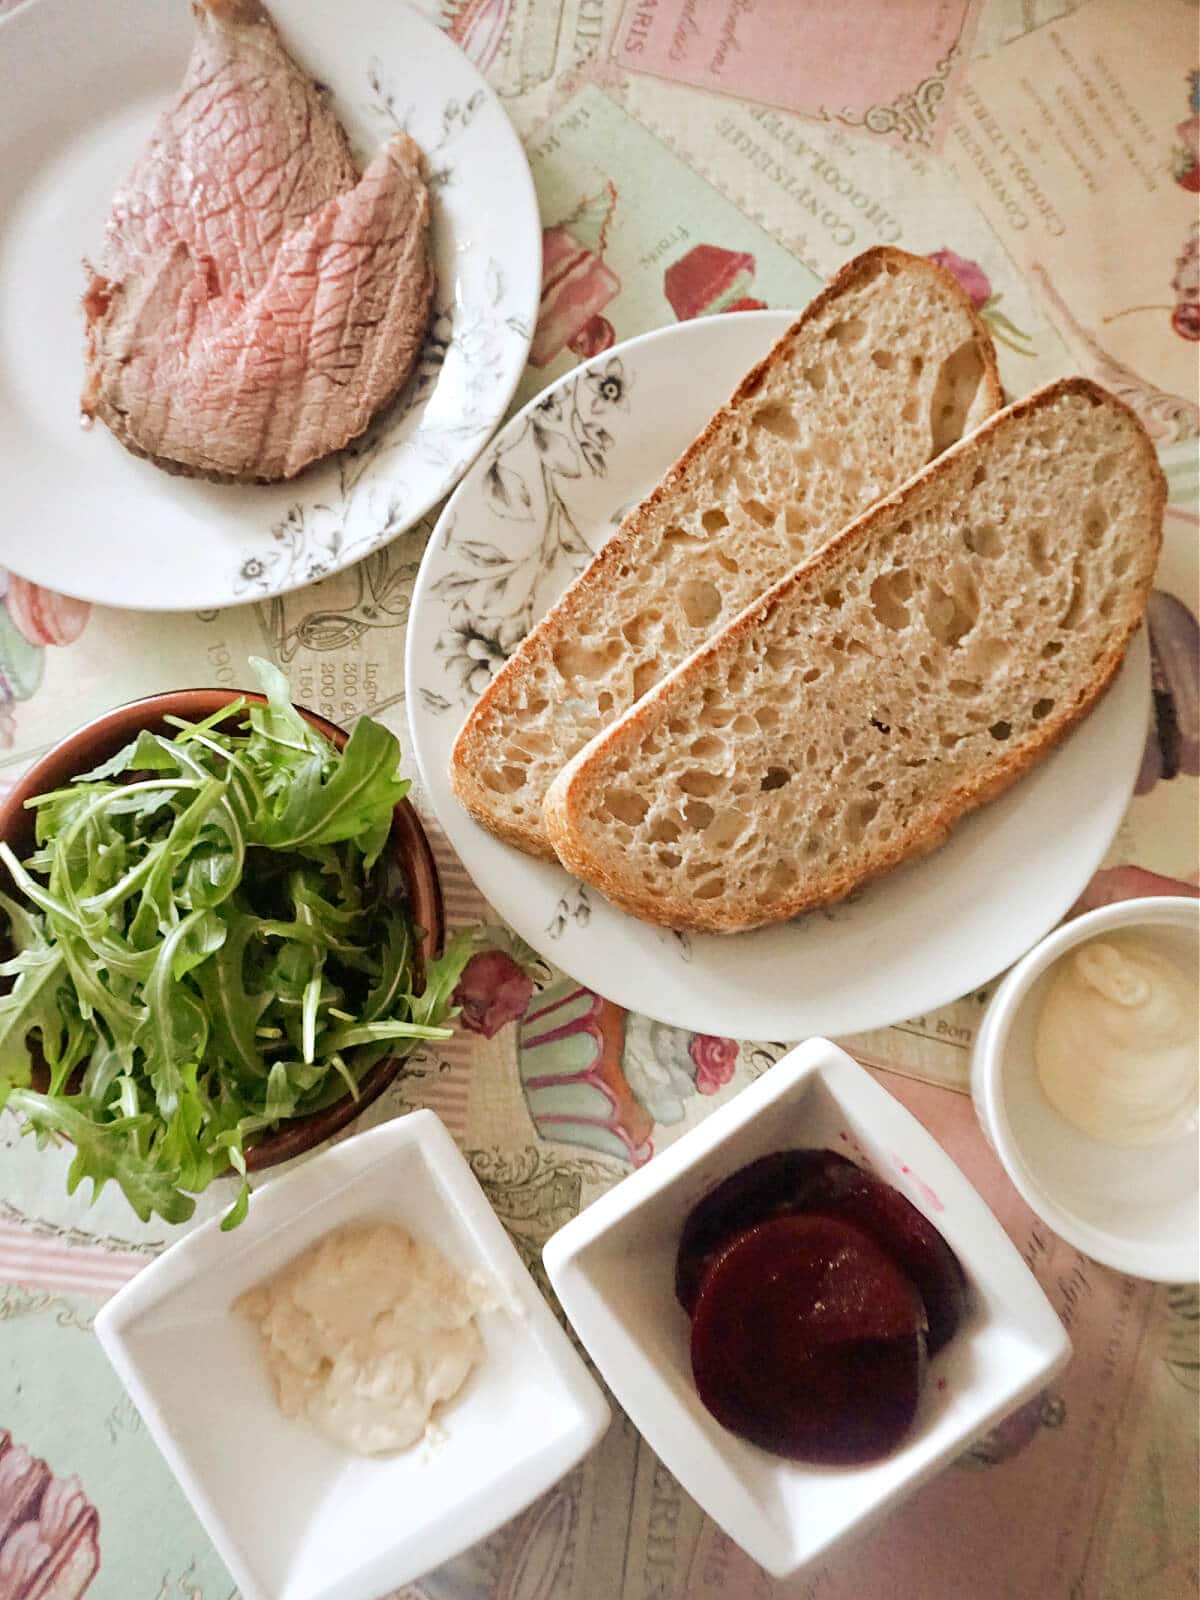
[451,246,1002,859]
[543,379,1164,933]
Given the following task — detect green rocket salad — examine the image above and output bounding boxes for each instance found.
[0,660,472,1229]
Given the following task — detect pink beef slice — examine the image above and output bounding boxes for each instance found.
[81,0,434,483]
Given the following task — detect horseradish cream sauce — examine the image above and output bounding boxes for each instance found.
[237,1222,487,1455]
[1033,933,1198,1146]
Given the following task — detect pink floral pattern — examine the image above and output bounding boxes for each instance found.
[688,1034,738,1095]
[1172,225,1199,340]
[4,575,90,648]
[927,248,991,308]
[0,1436,98,1600]
[927,249,1034,356]
[453,950,535,1038]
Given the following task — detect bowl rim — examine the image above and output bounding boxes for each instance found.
[0,684,445,1172]
[971,894,1199,1282]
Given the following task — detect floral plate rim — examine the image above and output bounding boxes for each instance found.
[405,312,1150,1040]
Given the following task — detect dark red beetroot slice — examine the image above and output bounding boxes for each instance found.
[808,1173,968,1355]
[675,1149,968,1354]
[690,1215,928,1465]
[675,1149,859,1314]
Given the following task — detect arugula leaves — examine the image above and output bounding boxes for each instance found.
[0,660,472,1227]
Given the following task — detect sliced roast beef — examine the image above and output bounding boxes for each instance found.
[82,0,434,483]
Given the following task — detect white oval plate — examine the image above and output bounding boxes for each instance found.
[406,312,1150,1040]
[0,0,539,611]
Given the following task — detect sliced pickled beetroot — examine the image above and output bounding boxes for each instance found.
[674,1149,859,1313]
[690,1215,928,1464]
[807,1173,968,1355]
[675,1148,968,1353]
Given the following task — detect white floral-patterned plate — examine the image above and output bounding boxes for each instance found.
[407,312,1150,1040]
[0,0,538,611]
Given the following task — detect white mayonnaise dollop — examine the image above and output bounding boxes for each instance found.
[237,1222,488,1455]
[1033,934,1198,1146]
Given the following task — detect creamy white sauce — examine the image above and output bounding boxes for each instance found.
[1034,933,1198,1146]
[237,1222,488,1455]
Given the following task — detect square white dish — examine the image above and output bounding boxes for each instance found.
[95,1110,610,1600]
[543,1038,1070,1579]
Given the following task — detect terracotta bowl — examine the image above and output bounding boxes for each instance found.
[0,687,444,1171]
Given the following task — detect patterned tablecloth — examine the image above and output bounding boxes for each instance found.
[0,1,1197,1597]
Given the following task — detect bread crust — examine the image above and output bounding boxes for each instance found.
[451,246,1003,858]
[543,377,1165,933]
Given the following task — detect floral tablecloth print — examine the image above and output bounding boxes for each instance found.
[0,1,1197,1598]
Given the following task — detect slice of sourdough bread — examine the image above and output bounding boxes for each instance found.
[451,246,1002,859]
[543,379,1164,934]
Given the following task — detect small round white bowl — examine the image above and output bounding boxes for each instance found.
[972,896,1199,1283]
